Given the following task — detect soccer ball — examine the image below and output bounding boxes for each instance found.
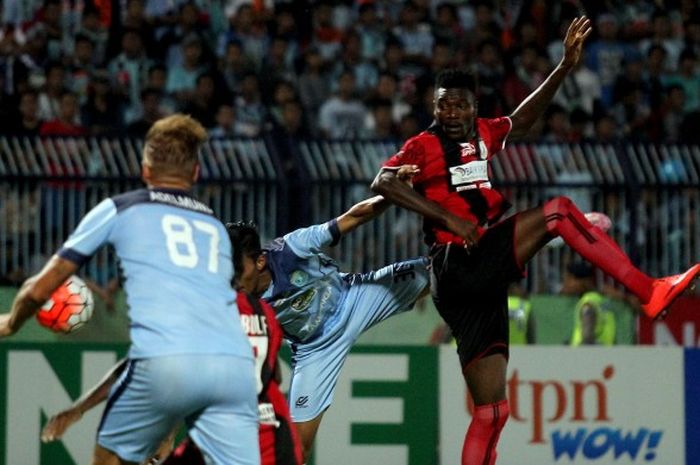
[37,275,94,333]
[584,212,612,233]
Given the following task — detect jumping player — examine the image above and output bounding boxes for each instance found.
[41,226,303,465]
[228,183,430,462]
[1,114,259,465]
[371,17,700,465]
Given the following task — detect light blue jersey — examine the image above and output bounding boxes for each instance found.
[260,219,430,422]
[58,187,252,360]
[262,220,346,342]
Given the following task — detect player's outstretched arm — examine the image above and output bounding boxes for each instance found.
[371,168,481,248]
[336,164,420,235]
[509,16,592,140]
[41,358,128,442]
[0,256,78,337]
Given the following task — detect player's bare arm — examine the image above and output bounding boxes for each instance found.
[509,16,592,140]
[371,168,480,248]
[42,358,128,442]
[0,255,78,337]
[336,164,420,235]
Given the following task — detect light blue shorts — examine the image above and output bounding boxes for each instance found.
[97,354,259,465]
[288,257,429,422]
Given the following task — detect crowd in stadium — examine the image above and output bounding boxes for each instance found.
[0,0,698,143]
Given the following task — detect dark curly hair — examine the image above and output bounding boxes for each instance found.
[225,221,262,276]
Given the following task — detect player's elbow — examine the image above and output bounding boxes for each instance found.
[371,170,394,195]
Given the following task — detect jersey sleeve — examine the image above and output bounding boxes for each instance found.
[480,117,513,157]
[57,198,118,266]
[282,219,341,258]
[382,137,427,182]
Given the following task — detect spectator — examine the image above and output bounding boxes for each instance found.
[475,39,506,117]
[508,282,536,345]
[553,49,602,115]
[660,84,687,143]
[208,103,247,138]
[40,91,87,137]
[81,71,125,136]
[75,5,108,66]
[67,34,96,105]
[113,0,157,61]
[259,35,297,94]
[166,33,207,108]
[219,39,256,95]
[593,113,620,144]
[160,2,213,67]
[643,44,669,111]
[297,47,331,121]
[39,0,67,62]
[233,72,267,137]
[354,2,387,63]
[610,82,651,141]
[37,62,67,122]
[502,44,546,112]
[332,30,378,94]
[364,98,399,140]
[542,103,571,143]
[107,28,152,124]
[268,80,299,127]
[309,1,343,61]
[639,9,684,72]
[432,2,464,52]
[126,87,164,138]
[392,2,434,70]
[662,48,700,114]
[563,261,616,346]
[585,14,633,108]
[144,63,176,116]
[317,70,367,139]
[181,72,218,128]
[4,90,42,138]
[219,4,269,69]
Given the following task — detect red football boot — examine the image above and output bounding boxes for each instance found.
[642,264,700,320]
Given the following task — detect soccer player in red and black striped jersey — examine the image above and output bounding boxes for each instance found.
[372,17,700,465]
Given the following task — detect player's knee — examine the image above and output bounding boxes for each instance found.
[543,196,574,231]
[472,399,510,433]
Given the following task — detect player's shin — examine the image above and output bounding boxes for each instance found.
[462,400,509,465]
[543,197,653,302]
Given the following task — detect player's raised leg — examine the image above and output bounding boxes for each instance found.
[514,197,700,319]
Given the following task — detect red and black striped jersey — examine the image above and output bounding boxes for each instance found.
[236,292,284,412]
[383,117,512,246]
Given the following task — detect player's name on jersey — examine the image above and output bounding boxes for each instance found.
[149,191,213,214]
[240,314,269,336]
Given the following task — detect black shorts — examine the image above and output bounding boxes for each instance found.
[429,216,525,368]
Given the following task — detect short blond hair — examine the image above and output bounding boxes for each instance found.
[143,114,207,179]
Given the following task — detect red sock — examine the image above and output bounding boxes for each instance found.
[462,400,509,465]
[543,197,653,302]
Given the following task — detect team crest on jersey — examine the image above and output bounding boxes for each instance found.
[460,140,489,160]
[291,289,317,312]
[290,270,309,287]
[460,143,476,157]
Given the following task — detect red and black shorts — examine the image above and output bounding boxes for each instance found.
[429,215,525,368]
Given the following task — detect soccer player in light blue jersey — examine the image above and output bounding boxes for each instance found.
[229,166,430,462]
[0,114,259,465]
